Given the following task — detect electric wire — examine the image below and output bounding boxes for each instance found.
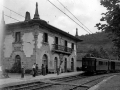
[47,0,91,34]
[56,0,93,34]
[3,5,25,18]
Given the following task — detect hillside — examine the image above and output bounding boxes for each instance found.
[77,31,117,60]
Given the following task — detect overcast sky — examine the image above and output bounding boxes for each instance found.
[0,0,107,36]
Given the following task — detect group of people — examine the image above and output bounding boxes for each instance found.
[21,62,49,78]
[32,63,38,77]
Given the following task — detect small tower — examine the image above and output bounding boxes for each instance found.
[75,28,78,37]
[33,2,40,19]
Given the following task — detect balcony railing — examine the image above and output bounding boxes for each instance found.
[52,44,73,54]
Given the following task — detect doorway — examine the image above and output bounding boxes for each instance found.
[71,58,74,71]
[64,58,67,72]
[42,54,48,74]
[12,55,21,73]
[54,57,58,73]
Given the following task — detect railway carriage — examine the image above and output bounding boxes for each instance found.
[82,57,120,74]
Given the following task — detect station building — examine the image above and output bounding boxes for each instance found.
[1,3,82,74]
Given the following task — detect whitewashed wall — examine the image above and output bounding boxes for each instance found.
[37,33,43,48]
[22,32,34,57]
[48,35,54,50]
[3,35,14,57]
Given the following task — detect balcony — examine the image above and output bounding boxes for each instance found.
[52,44,73,54]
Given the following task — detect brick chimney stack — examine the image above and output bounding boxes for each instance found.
[75,28,78,37]
[25,11,31,21]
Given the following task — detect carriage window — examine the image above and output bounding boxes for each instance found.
[99,61,103,65]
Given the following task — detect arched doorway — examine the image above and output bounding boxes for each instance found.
[71,58,74,71]
[64,58,67,72]
[42,54,48,74]
[12,55,21,73]
[54,57,58,73]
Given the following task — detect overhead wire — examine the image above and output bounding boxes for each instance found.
[4,13,20,22]
[0,12,20,22]
[56,0,93,34]
[47,0,91,34]
[3,5,25,18]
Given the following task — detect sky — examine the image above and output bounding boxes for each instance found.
[0,0,107,36]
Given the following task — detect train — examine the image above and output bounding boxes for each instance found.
[82,56,120,74]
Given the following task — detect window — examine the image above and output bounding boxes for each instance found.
[55,37,58,44]
[15,32,21,42]
[99,61,103,65]
[71,43,74,49]
[44,33,48,43]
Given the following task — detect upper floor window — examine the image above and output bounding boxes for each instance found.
[64,40,67,47]
[15,32,21,42]
[43,33,48,43]
[55,37,58,44]
[71,43,74,49]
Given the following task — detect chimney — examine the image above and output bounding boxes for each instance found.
[75,28,78,36]
[33,2,40,19]
[25,11,31,21]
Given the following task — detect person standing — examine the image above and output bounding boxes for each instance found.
[46,65,48,75]
[41,64,43,75]
[21,62,25,78]
[36,64,38,76]
[32,63,36,77]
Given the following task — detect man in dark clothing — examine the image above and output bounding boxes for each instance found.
[46,65,48,75]
[41,64,44,75]
[36,64,38,76]
[21,62,25,78]
[32,63,36,77]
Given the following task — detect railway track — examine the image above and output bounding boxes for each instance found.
[50,74,89,82]
[39,73,115,90]
[1,73,117,90]
[1,81,54,90]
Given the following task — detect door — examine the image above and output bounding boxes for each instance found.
[42,54,48,74]
[54,57,58,73]
[12,55,21,73]
[64,40,67,51]
[64,58,67,72]
[111,62,115,70]
[55,37,58,50]
[71,58,74,71]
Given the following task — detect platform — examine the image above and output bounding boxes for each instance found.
[0,71,83,88]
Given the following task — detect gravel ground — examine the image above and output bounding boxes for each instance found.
[39,84,75,90]
[97,75,120,90]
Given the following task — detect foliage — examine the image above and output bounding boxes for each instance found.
[77,32,117,59]
[96,0,120,58]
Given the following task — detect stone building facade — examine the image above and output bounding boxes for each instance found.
[2,3,82,74]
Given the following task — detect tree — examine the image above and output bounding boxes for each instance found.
[87,48,101,58]
[96,0,120,59]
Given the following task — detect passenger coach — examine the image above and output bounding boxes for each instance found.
[82,57,120,73]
